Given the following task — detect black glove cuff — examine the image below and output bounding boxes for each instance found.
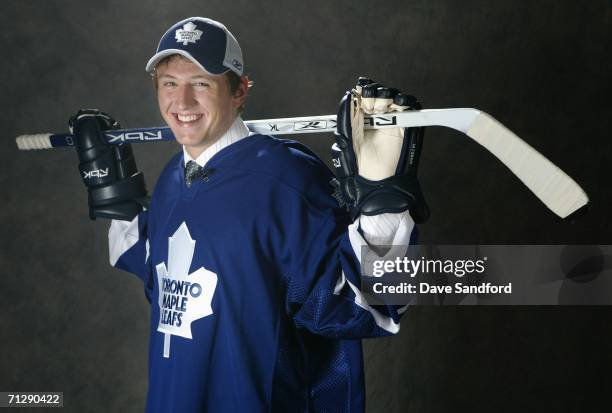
[355,174,430,223]
[89,172,147,207]
[87,172,148,221]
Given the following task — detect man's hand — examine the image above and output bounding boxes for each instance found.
[331,78,429,223]
[70,109,149,221]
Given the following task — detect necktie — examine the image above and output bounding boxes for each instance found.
[184,160,207,188]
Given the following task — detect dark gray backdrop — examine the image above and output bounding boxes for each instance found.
[1,0,611,412]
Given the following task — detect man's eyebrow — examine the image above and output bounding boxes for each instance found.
[189,75,212,80]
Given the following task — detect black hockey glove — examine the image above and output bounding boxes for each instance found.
[69,109,149,221]
[331,77,429,223]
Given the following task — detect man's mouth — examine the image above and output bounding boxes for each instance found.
[173,113,203,125]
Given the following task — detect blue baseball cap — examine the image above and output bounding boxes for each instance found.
[146,17,244,76]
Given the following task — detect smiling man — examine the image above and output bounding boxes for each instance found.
[70,16,428,413]
[154,55,249,158]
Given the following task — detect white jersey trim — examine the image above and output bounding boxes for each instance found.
[108,216,140,267]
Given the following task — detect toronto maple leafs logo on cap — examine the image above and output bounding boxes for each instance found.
[146,17,245,76]
[175,21,203,46]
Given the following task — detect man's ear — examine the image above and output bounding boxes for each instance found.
[230,75,251,115]
[233,75,249,103]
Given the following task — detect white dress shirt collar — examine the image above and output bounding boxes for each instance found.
[182,116,250,167]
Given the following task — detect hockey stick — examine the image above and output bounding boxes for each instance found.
[14,108,588,218]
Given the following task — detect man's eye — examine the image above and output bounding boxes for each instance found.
[162,81,176,87]
[194,82,210,87]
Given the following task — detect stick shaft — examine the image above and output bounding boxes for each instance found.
[15,109,478,150]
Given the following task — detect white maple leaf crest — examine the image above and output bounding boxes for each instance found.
[155,222,217,358]
[175,22,203,46]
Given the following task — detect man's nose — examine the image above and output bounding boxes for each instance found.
[177,85,196,109]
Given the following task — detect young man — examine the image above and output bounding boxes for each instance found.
[71,17,428,413]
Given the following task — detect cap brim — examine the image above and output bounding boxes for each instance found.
[145,49,229,75]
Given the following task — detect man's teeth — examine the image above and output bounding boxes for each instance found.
[177,114,199,122]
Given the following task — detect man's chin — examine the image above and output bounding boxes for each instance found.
[172,130,205,145]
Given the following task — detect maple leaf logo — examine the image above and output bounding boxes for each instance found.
[175,22,203,46]
[155,222,218,358]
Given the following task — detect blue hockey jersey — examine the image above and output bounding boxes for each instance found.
[109,134,415,412]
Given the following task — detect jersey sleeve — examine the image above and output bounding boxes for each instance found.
[273,144,417,338]
[108,212,153,302]
[285,207,416,339]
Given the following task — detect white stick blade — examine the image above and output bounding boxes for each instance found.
[466,113,588,218]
